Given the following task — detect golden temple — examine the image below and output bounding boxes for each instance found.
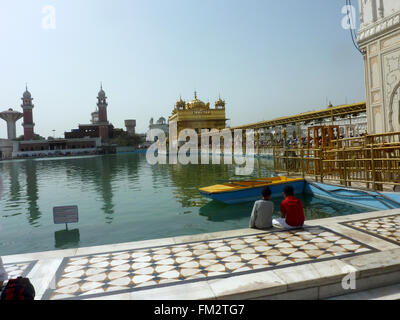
[169,91,228,136]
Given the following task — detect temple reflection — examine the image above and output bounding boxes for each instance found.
[199,200,252,222]
[166,161,232,208]
[163,156,274,209]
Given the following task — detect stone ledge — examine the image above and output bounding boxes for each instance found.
[318,270,400,300]
[207,270,287,300]
[256,287,318,300]
[253,267,400,300]
[341,248,400,278]
[328,283,400,300]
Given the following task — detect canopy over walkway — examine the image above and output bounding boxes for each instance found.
[230,102,366,130]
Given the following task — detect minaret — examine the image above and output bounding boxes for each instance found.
[97,84,109,140]
[21,85,35,140]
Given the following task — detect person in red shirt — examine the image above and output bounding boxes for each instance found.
[272,185,305,229]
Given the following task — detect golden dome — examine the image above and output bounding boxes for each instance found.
[186,91,210,110]
[176,96,186,109]
[215,95,225,108]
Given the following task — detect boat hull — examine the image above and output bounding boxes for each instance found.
[199,179,305,204]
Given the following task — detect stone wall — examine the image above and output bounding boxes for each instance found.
[357,0,400,133]
[0,139,13,159]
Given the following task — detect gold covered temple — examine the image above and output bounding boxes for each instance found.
[169,91,228,135]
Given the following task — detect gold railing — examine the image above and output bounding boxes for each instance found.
[273,131,400,191]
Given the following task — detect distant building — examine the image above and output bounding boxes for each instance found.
[12,137,101,158]
[65,124,114,140]
[125,120,136,136]
[0,139,14,159]
[65,85,114,140]
[0,86,112,159]
[147,116,169,141]
[168,91,227,138]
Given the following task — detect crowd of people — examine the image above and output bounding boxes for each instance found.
[258,132,366,149]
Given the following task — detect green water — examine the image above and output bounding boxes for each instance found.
[0,153,370,256]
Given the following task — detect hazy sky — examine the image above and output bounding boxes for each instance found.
[0,0,364,138]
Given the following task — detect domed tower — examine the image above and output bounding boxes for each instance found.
[21,85,35,140]
[186,91,210,110]
[215,95,226,109]
[97,84,108,123]
[97,84,110,140]
[175,96,186,111]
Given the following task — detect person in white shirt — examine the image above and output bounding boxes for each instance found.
[249,187,274,229]
[0,256,8,288]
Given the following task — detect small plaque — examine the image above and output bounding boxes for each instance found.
[53,206,79,224]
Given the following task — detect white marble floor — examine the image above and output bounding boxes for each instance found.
[41,226,375,300]
[2,209,400,300]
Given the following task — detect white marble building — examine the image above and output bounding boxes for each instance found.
[357,0,400,133]
[146,117,169,141]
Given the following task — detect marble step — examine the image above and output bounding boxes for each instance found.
[328,283,400,300]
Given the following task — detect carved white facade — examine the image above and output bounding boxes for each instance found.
[358,0,400,133]
[146,117,169,141]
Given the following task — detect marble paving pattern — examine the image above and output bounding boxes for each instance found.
[3,261,37,280]
[42,226,376,300]
[342,214,400,246]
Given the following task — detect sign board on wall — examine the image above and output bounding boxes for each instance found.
[53,206,79,224]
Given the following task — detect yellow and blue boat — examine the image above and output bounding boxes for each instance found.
[199,176,305,204]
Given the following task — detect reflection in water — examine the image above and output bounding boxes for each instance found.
[199,201,252,222]
[25,161,41,226]
[95,156,115,223]
[0,153,372,256]
[125,153,141,191]
[168,163,231,208]
[199,193,364,222]
[150,162,170,190]
[54,228,80,249]
[166,157,275,209]
[9,162,21,202]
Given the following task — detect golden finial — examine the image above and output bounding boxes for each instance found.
[215,94,226,108]
[176,95,186,109]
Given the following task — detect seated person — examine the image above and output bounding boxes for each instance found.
[273,185,305,229]
[0,256,8,289]
[249,186,274,229]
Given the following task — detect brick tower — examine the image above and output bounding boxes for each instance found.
[21,85,35,140]
[97,84,109,140]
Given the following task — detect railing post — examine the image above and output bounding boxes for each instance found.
[320,149,324,183]
[364,135,369,189]
[343,149,348,187]
[301,147,305,178]
[286,149,289,175]
[314,148,318,182]
[371,144,376,190]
